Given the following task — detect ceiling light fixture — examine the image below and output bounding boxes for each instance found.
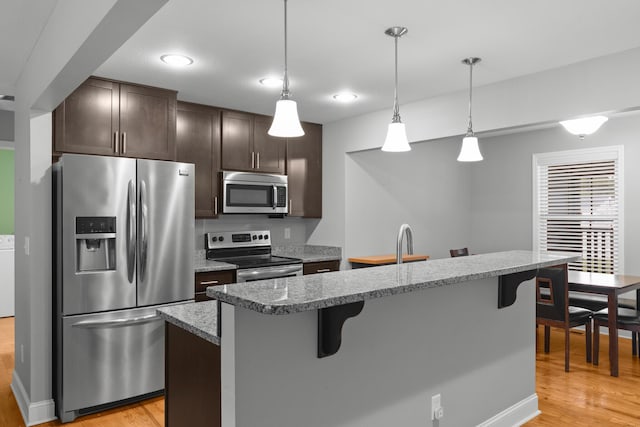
[268,0,304,138]
[381,26,410,152]
[332,92,358,102]
[160,54,193,66]
[559,116,608,139]
[457,57,483,162]
[259,77,284,88]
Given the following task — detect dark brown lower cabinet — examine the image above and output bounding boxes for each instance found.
[303,260,340,275]
[195,270,236,302]
[165,323,220,427]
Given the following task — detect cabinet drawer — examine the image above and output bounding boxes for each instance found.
[303,260,340,275]
[195,270,236,293]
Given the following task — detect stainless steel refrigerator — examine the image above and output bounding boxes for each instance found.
[53,154,194,422]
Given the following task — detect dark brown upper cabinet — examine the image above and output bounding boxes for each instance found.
[176,102,221,218]
[221,110,286,174]
[286,122,322,218]
[54,77,177,161]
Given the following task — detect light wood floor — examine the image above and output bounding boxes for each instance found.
[3,317,640,426]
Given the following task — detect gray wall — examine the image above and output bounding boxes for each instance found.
[470,113,640,275]
[312,48,640,268]
[223,277,537,426]
[345,137,472,260]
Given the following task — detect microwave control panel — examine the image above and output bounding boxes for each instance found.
[276,186,287,207]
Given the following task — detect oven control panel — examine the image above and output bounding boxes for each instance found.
[206,230,271,250]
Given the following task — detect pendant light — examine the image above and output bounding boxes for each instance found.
[457,57,483,162]
[381,27,410,152]
[268,0,304,138]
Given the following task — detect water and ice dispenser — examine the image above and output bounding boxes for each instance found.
[75,217,116,272]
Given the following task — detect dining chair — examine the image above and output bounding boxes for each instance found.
[536,266,593,372]
[449,248,469,257]
[568,295,638,355]
[593,308,640,365]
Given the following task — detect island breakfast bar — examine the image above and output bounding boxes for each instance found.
[175,250,578,427]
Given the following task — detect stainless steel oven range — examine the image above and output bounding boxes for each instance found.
[205,230,302,281]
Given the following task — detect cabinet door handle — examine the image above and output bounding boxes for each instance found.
[256,152,260,169]
[214,196,218,215]
[317,268,331,273]
[200,280,219,285]
[121,132,127,154]
[113,132,119,154]
[251,151,255,169]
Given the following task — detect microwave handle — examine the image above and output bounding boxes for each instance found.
[272,185,277,209]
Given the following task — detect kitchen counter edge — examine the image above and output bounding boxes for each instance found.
[157,300,219,345]
[207,250,580,316]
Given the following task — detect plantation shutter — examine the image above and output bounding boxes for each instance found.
[534,147,623,273]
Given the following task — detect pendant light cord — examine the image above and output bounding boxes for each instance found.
[467,60,474,134]
[281,0,290,99]
[392,34,400,123]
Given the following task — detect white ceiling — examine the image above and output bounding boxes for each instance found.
[3,0,640,124]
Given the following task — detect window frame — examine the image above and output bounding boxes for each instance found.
[532,145,625,273]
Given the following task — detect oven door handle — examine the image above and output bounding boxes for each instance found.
[237,265,302,281]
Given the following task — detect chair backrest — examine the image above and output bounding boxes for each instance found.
[450,248,469,257]
[536,266,568,322]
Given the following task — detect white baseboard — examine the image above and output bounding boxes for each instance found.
[10,370,57,426]
[477,394,540,427]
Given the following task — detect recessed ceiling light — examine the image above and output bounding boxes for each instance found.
[259,77,284,88]
[332,92,358,103]
[160,54,194,66]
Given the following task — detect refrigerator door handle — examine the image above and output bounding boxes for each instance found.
[127,180,136,283]
[71,314,161,329]
[139,179,149,282]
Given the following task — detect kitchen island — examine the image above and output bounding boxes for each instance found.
[162,250,579,427]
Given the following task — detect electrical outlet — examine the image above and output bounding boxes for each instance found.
[284,228,291,239]
[431,393,444,421]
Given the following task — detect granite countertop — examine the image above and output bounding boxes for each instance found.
[157,300,219,345]
[272,244,342,263]
[207,250,580,315]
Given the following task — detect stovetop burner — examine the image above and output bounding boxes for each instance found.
[219,255,301,269]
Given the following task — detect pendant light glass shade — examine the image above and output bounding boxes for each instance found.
[381,26,410,152]
[559,115,608,139]
[382,122,410,152]
[268,0,304,138]
[269,99,304,137]
[457,57,482,162]
[457,135,483,161]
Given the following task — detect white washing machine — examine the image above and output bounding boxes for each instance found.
[0,235,15,317]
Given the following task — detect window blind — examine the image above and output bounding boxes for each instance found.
[536,155,621,274]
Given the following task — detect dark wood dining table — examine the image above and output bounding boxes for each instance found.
[568,271,640,377]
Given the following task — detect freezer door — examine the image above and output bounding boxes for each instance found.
[58,305,165,421]
[137,159,194,306]
[60,154,137,315]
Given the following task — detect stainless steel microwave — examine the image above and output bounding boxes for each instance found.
[221,171,288,214]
